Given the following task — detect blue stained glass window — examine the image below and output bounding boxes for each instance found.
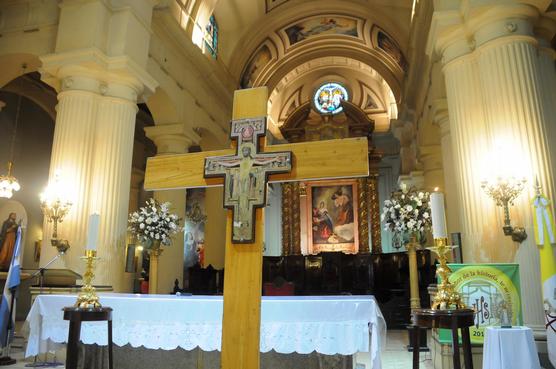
[313,83,349,115]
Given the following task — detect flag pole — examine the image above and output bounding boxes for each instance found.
[0,287,16,366]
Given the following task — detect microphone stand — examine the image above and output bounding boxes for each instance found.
[25,253,65,368]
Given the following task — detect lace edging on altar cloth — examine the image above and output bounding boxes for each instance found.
[25,318,382,357]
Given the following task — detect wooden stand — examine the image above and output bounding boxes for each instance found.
[63,307,113,369]
[410,308,474,369]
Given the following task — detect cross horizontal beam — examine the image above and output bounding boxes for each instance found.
[144,137,369,191]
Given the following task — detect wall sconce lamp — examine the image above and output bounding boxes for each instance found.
[481,177,528,243]
[40,173,73,254]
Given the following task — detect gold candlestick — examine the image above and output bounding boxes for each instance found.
[75,250,101,309]
[428,238,465,310]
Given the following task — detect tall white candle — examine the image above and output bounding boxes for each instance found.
[430,192,448,239]
[86,213,100,251]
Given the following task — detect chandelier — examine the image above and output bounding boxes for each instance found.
[0,92,23,199]
[0,161,21,198]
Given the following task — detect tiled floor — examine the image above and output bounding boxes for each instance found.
[382,330,434,369]
[8,329,432,369]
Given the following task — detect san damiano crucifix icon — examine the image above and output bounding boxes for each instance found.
[203,117,291,243]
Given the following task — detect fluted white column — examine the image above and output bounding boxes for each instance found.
[40,71,147,292]
[475,26,553,329]
[443,55,505,262]
[437,6,554,330]
[145,123,200,293]
[537,40,556,186]
[434,99,461,235]
[89,91,138,291]
[41,78,98,274]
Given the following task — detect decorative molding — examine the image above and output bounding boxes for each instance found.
[281,183,293,255]
[368,174,381,253]
[292,182,301,255]
[265,0,290,13]
[40,47,158,100]
[357,178,370,253]
[144,122,201,155]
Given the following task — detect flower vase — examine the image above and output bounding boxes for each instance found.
[147,240,163,294]
[406,235,421,310]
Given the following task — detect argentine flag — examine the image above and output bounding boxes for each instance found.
[0,226,22,349]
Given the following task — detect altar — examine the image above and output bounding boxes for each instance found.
[25,294,386,369]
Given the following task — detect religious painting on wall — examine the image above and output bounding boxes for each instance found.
[284,16,358,46]
[184,189,207,270]
[306,180,359,254]
[376,29,408,71]
[240,44,272,89]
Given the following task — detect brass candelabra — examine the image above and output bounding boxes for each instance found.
[40,186,72,254]
[481,177,528,243]
[428,238,465,310]
[75,250,101,309]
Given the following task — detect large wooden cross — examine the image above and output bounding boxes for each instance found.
[144,87,369,369]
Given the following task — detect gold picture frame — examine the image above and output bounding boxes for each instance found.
[306,179,359,254]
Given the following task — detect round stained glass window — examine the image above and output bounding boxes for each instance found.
[313,83,349,115]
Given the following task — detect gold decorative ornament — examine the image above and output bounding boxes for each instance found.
[75,250,101,309]
[148,241,163,294]
[407,235,421,310]
[481,176,528,243]
[292,182,301,255]
[368,174,382,253]
[281,183,293,255]
[358,178,370,253]
[428,237,466,310]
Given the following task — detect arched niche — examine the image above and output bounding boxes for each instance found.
[0,200,29,262]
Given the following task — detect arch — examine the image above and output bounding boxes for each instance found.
[262,41,402,102]
[0,54,42,88]
[0,201,27,229]
[2,73,57,121]
[145,87,181,124]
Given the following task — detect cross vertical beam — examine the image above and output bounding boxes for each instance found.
[220,87,267,369]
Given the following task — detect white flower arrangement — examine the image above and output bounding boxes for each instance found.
[128,198,183,248]
[381,184,432,238]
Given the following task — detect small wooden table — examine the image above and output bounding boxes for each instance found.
[63,307,113,369]
[410,308,474,369]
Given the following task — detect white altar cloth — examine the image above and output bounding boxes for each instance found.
[25,294,386,368]
[482,326,540,369]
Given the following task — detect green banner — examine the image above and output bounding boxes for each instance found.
[438,263,523,345]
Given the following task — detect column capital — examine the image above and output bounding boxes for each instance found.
[427,1,546,64]
[40,48,158,102]
[419,144,443,171]
[431,98,450,137]
[391,119,415,146]
[535,15,556,59]
[145,122,201,155]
